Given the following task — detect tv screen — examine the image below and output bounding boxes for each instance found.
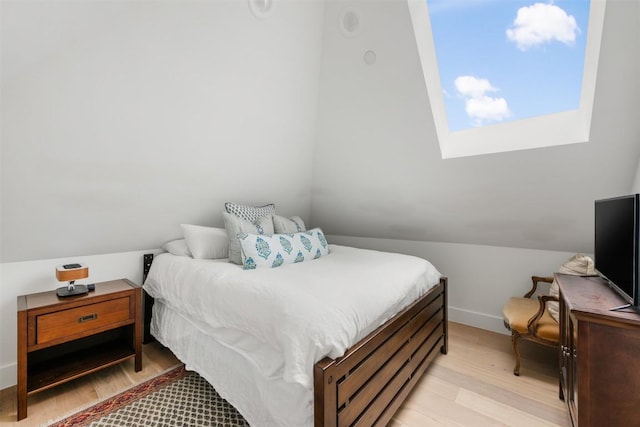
[594,194,640,307]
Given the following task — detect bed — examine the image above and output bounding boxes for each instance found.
[142,244,447,426]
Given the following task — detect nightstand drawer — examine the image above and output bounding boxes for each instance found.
[36,297,131,344]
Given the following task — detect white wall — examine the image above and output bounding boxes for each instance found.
[1,0,326,262]
[327,235,576,334]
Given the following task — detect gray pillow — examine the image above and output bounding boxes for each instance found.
[273,215,306,234]
[224,202,276,222]
[222,212,274,264]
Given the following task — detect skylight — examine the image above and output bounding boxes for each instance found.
[408,0,606,159]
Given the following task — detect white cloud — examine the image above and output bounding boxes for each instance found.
[506,3,579,51]
[454,75,496,99]
[454,75,511,125]
[466,96,511,124]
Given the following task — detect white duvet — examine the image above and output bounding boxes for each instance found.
[143,244,441,389]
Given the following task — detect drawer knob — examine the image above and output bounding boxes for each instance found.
[78,313,98,323]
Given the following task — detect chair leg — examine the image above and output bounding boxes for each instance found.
[511,332,522,376]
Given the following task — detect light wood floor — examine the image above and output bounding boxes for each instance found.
[0,322,569,426]
[390,323,569,427]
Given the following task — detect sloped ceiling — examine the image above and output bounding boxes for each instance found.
[312,0,640,253]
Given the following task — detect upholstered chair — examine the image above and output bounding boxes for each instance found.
[502,276,559,376]
[503,254,594,376]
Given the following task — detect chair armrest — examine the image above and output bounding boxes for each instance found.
[524,276,555,298]
[527,294,559,334]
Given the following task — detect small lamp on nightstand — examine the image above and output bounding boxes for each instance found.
[56,263,89,297]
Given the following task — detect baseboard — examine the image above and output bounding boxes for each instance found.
[0,362,16,391]
[449,306,508,335]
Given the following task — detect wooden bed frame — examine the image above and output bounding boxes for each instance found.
[142,254,448,427]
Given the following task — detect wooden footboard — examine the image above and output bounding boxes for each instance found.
[314,277,448,427]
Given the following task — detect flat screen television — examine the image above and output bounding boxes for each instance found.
[594,194,640,309]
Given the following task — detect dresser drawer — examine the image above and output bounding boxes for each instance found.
[36,297,131,344]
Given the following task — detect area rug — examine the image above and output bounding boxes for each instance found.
[49,365,249,426]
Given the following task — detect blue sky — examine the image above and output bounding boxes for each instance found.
[427,0,590,132]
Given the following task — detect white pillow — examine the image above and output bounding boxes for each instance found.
[272,215,306,233]
[222,212,274,264]
[181,224,229,259]
[238,228,329,270]
[162,239,193,257]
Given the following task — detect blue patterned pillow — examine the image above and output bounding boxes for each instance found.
[238,228,330,270]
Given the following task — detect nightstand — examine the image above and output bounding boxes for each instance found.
[16,279,142,420]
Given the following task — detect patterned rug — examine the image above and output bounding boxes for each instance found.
[49,366,249,426]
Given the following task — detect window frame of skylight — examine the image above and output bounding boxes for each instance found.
[407,0,606,159]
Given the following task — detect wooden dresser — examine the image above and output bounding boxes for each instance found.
[557,273,640,427]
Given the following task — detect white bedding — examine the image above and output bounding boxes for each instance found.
[151,300,313,426]
[143,244,442,390]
